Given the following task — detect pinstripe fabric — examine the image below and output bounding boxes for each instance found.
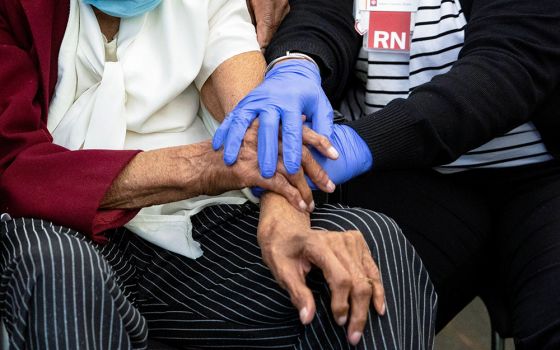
[0,204,436,349]
[136,204,436,349]
[0,216,148,350]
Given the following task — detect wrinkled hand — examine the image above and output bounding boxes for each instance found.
[258,194,385,346]
[247,0,290,49]
[211,120,333,211]
[307,124,373,188]
[213,60,335,178]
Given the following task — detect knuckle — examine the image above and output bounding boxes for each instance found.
[334,275,352,289]
[351,230,364,240]
[318,136,330,148]
[353,282,372,297]
[331,302,349,315]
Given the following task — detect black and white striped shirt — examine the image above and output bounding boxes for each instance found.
[341,0,553,172]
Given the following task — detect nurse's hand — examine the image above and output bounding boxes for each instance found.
[307,124,373,187]
[248,0,290,50]
[213,59,337,178]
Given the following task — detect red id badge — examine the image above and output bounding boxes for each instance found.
[367,11,411,51]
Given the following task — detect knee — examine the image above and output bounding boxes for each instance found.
[1,218,109,283]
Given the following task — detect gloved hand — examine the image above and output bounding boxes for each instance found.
[212,59,335,178]
[308,124,373,188]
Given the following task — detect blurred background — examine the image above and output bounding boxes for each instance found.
[436,298,514,350]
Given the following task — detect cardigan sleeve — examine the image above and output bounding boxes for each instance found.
[265,0,361,105]
[0,7,140,242]
[346,0,560,169]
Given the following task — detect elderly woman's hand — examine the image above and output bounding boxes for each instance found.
[257,193,386,346]
[211,119,334,212]
[247,0,290,50]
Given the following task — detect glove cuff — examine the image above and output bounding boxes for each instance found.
[266,52,320,78]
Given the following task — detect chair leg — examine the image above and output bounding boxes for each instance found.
[1,320,8,350]
[492,329,506,350]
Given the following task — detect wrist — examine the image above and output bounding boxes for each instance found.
[175,141,224,196]
[259,192,311,231]
[266,51,319,75]
[344,125,374,173]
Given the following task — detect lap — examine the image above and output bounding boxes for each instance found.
[134,203,435,349]
[0,216,140,302]
[1,203,435,349]
[494,161,560,346]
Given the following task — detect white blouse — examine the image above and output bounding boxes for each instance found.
[47,0,260,258]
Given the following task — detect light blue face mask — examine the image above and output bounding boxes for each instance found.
[82,0,162,18]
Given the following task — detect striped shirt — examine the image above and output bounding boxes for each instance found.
[341,0,553,172]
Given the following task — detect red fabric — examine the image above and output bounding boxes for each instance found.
[0,0,141,242]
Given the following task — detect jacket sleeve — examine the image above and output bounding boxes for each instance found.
[0,7,140,242]
[265,0,361,104]
[346,0,560,169]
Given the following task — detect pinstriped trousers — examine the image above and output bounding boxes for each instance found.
[0,204,437,350]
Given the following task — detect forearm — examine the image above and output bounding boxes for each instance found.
[103,51,266,209]
[201,51,266,122]
[101,141,220,209]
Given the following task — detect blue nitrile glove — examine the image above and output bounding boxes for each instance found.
[212,59,334,178]
[308,124,373,188]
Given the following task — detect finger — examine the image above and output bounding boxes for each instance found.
[258,110,281,178]
[339,234,373,346]
[280,265,317,325]
[301,147,335,193]
[309,95,334,139]
[223,111,257,165]
[258,172,308,212]
[330,233,365,329]
[351,232,385,316]
[212,113,234,150]
[303,233,353,324]
[281,111,303,175]
[286,169,314,212]
[362,242,385,316]
[347,276,373,346]
[303,125,339,160]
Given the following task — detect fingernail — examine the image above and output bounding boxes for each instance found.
[299,200,308,212]
[349,331,362,345]
[299,307,309,323]
[327,180,336,193]
[337,315,347,326]
[309,201,315,212]
[380,301,386,315]
[328,146,339,159]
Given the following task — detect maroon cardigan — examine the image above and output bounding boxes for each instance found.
[0,0,141,242]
